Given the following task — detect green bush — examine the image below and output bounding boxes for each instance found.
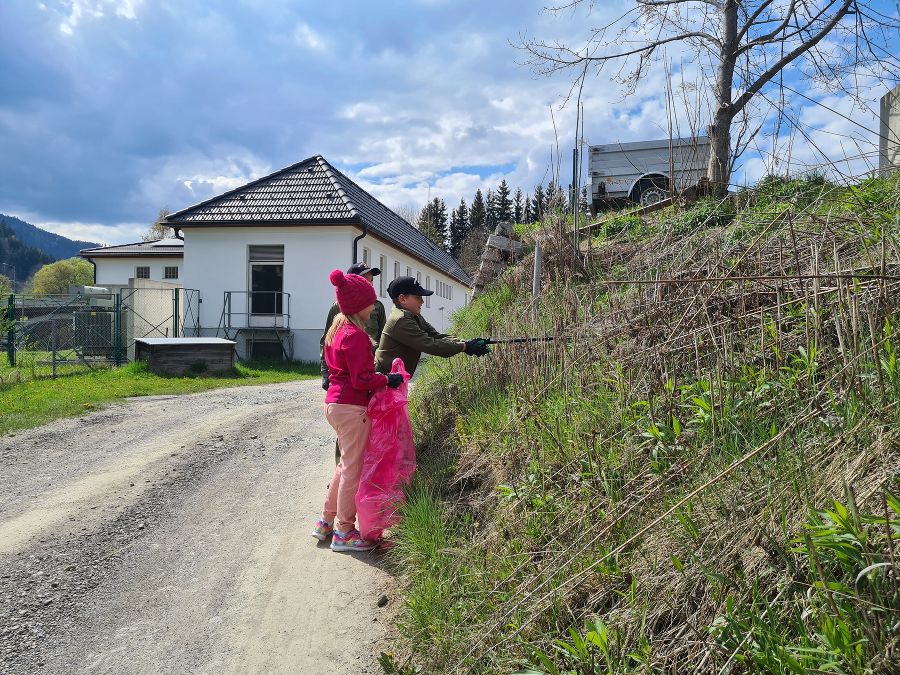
[671,198,736,234]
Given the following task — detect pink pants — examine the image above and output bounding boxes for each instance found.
[323,403,371,534]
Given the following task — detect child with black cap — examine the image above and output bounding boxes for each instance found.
[375,275,489,377]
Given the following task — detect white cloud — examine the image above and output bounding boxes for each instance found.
[133,150,273,216]
[293,22,327,51]
[58,0,143,35]
[35,219,146,246]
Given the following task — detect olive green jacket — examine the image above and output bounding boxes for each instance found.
[375,306,466,376]
[320,300,386,376]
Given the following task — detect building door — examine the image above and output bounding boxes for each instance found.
[248,245,284,322]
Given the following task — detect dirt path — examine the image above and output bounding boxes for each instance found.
[0,380,391,674]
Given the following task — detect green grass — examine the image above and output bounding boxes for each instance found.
[0,359,317,435]
[385,172,900,673]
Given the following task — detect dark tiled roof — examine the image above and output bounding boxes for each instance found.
[165,155,473,286]
[80,239,184,258]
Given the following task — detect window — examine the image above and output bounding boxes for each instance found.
[425,276,431,308]
[379,255,387,296]
[416,272,421,285]
[136,266,150,279]
[394,261,400,280]
[406,266,412,278]
[248,245,284,315]
[448,285,453,301]
[164,266,179,279]
[363,247,370,266]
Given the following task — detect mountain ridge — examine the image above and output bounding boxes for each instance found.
[0,213,100,261]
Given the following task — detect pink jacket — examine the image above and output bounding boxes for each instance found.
[324,323,388,406]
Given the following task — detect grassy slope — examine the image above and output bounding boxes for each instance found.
[0,360,317,435]
[384,174,900,674]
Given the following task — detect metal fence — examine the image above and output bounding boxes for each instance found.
[2,288,200,379]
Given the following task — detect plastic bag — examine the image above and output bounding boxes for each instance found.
[356,358,416,541]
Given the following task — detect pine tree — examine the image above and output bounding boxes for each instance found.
[513,188,524,224]
[485,189,498,230]
[458,224,490,277]
[449,198,469,260]
[524,196,533,224]
[470,189,486,231]
[434,198,449,248]
[532,185,545,222]
[496,179,513,222]
[416,201,445,249]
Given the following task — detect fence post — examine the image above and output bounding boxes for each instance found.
[6,294,14,368]
[114,292,122,366]
[532,244,542,323]
[174,290,180,337]
[51,317,57,378]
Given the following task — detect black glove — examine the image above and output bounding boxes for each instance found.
[386,373,404,388]
[321,374,330,391]
[464,338,491,357]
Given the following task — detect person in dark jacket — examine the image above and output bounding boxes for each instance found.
[320,262,386,389]
[313,269,403,552]
[375,276,489,376]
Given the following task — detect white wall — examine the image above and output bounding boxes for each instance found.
[182,226,472,361]
[92,257,183,287]
[357,237,470,332]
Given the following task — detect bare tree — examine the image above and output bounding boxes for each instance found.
[521,1,900,194]
[392,203,422,227]
[142,207,173,241]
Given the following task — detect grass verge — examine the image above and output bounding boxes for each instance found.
[0,359,317,435]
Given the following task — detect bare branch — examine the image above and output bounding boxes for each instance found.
[731,0,855,116]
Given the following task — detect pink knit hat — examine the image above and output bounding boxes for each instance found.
[330,269,376,316]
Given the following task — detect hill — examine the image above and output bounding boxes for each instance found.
[384,173,900,673]
[0,214,99,261]
[0,220,55,291]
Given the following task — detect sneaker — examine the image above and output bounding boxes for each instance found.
[330,528,378,552]
[311,519,334,541]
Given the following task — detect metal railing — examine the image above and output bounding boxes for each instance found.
[219,291,292,330]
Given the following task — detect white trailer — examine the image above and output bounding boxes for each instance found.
[589,136,711,210]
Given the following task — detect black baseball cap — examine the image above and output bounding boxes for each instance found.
[347,262,381,277]
[387,276,434,299]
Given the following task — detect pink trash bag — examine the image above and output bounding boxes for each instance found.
[356,358,416,541]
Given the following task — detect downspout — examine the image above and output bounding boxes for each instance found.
[86,257,97,285]
[352,222,368,265]
[173,226,184,241]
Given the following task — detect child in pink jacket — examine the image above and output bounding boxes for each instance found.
[312,269,402,551]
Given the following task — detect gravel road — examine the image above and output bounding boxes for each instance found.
[0,380,391,674]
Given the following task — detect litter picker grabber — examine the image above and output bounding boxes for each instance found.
[483,336,557,345]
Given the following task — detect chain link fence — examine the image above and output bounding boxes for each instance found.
[2,288,200,381]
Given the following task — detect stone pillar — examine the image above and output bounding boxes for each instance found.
[880,84,900,176]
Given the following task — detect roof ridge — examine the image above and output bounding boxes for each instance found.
[316,155,359,218]
[166,155,321,222]
[325,165,470,280]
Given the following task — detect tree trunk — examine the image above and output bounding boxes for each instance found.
[707,106,734,197]
[706,0,738,197]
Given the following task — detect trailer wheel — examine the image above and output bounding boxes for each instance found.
[632,177,669,207]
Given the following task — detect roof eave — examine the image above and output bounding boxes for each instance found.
[168,217,361,227]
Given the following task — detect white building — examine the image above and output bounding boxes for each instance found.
[164,155,474,361]
[80,239,184,293]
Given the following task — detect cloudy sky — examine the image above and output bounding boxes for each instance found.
[1,0,897,245]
